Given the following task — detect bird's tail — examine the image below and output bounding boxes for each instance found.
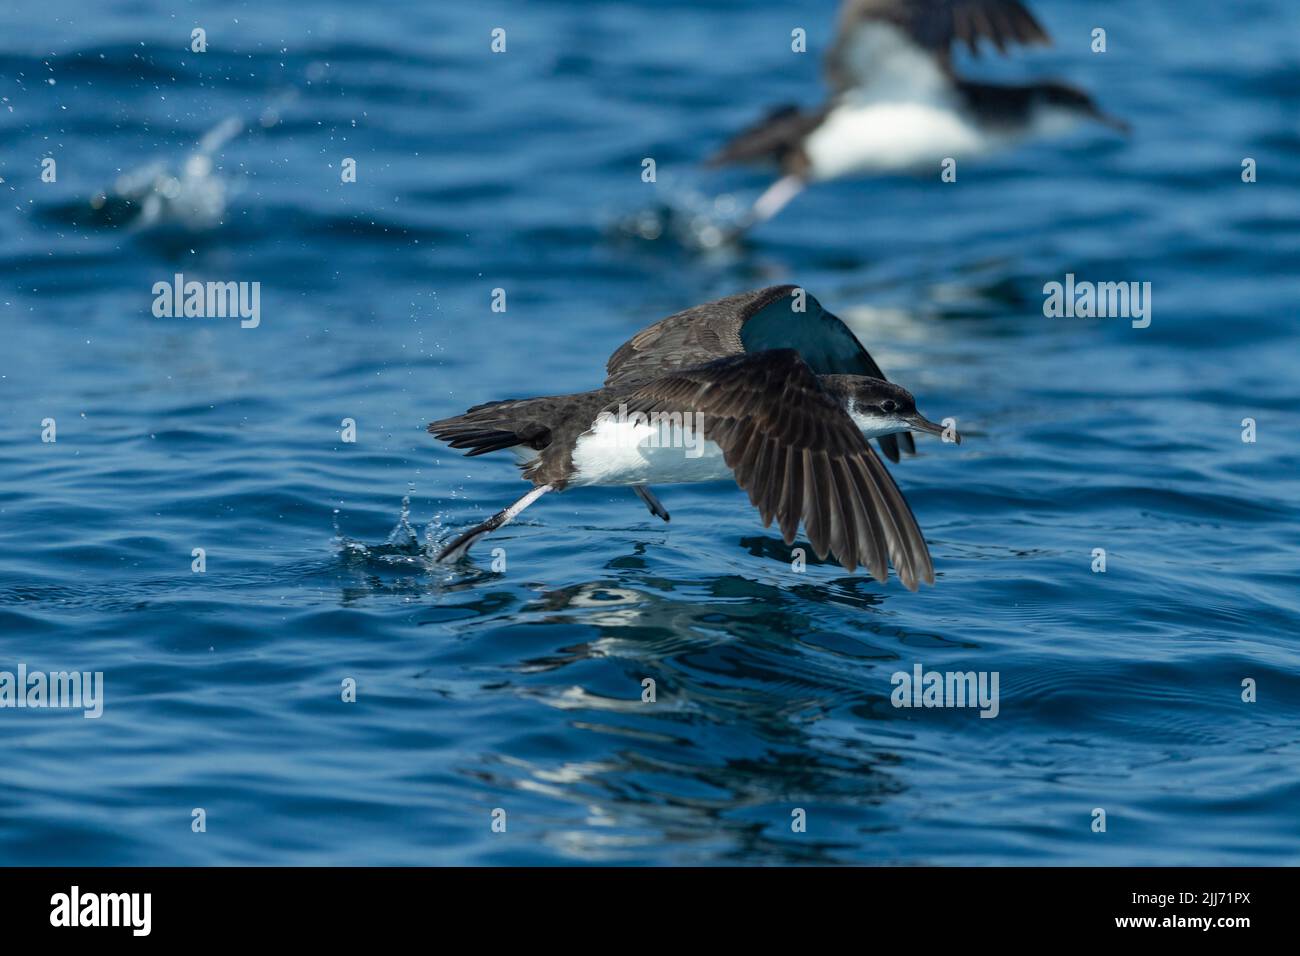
[707,103,820,169]
[427,399,552,457]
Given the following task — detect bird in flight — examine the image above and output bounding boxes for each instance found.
[710,0,1128,227]
[428,286,961,590]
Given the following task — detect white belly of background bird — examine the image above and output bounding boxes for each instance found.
[804,98,991,178]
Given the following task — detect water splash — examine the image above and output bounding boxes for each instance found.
[384,494,422,550]
[87,115,245,233]
[609,184,751,253]
[333,494,454,572]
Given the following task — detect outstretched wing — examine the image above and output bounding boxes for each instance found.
[605,285,916,461]
[621,349,934,589]
[826,0,1051,91]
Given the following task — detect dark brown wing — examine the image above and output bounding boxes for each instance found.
[827,0,1051,89]
[605,286,788,387]
[606,286,916,462]
[620,349,934,589]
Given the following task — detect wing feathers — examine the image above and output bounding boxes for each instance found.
[829,0,1052,90]
[778,449,802,544]
[802,450,828,560]
[605,286,917,464]
[855,454,912,587]
[830,458,860,572]
[622,349,936,586]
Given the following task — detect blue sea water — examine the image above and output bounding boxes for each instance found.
[1,0,1298,865]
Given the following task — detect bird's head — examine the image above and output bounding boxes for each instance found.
[829,376,959,444]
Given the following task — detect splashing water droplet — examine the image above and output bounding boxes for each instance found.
[384,494,421,550]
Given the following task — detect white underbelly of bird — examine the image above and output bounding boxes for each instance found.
[804,100,993,178]
[564,417,733,486]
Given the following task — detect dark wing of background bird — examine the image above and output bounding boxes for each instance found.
[706,104,829,175]
[605,285,917,461]
[826,0,1051,91]
[618,349,934,589]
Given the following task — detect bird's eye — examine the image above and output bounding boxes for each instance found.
[880,399,898,413]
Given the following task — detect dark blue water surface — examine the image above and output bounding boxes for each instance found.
[2,0,1298,865]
